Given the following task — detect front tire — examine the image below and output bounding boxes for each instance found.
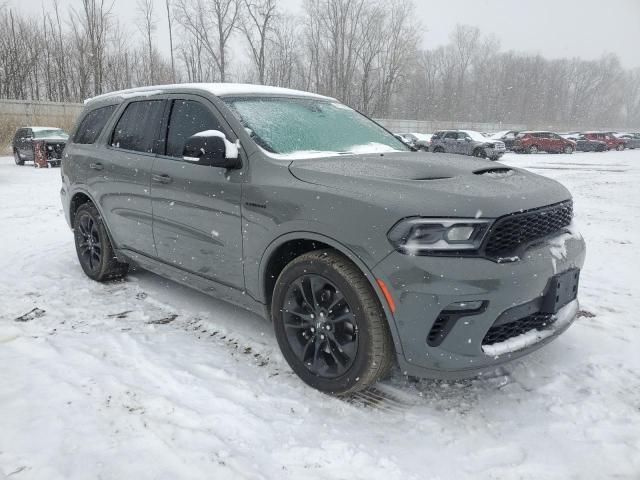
[473,148,486,158]
[528,145,539,154]
[272,250,394,395]
[13,150,24,166]
[564,146,574,154]
[73,203,128,281]
[616,144,625,151]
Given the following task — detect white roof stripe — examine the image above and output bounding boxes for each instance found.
[85,83,335,104]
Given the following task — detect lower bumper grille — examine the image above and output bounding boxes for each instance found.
[482,313,555,346]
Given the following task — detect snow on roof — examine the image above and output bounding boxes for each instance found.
[85,83,335,104]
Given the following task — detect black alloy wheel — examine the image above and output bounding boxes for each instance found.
[272,250,394,395]
[282,274,358,378]
[76,212,102,274]
[73,202,128,281]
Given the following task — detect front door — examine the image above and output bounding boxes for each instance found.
[150,96,244,290]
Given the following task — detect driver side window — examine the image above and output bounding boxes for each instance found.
[165,100,225,158]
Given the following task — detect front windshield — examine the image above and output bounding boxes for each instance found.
[462,130,487,141]
[223,96,409,157]
[33,129,68,139]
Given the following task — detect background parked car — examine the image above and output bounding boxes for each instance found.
[490,130,519,150]
[614,132,640,149]
[12,126,69,167]
[561,133,608,152]
[430,129,506,160]
[582,132,626,150]
[397,132,432,151]
[512,131,576,154]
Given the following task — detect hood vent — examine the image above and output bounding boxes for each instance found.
[473,167,514,178]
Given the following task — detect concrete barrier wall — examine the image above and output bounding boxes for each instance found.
[373,118,527,134]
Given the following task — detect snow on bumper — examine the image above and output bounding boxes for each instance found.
[482,299,579,357]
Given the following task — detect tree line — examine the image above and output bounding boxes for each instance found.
[0,0,638,129]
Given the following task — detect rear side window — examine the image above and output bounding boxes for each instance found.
[165,100,224,158]
[111,100,165,153]
[74,105,116,144]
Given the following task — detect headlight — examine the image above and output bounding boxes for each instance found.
[387,218,492,255]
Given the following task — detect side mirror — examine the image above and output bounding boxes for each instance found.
[465,137,472,142]
[182,130,241,169]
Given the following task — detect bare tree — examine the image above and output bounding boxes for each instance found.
[175,0,241,82]
[166,0,176,82]
[239,0,277,84]
[136,0,157,84]
[72,0,114,96]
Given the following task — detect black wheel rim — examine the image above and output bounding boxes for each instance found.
[77,213,102,272]
[282,274,358,378]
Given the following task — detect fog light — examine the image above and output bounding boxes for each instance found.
[444,300,484,312]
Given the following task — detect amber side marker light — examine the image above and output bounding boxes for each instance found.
[376,279,396,314]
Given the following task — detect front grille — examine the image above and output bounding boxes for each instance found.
[484,200,573,258]
[46,142,65,159]
[482,313,555,346]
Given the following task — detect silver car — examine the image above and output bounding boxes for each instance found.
[431,129,506,160]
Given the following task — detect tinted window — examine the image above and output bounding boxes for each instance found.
[111,100,165,153]
[444,132,458,139]
[165,100,224,158]
[75,105,117,144]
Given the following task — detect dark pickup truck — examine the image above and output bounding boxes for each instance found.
[12,127,68,167]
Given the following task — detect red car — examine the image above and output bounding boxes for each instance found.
[512,131,576,154]
[582,132,626,151]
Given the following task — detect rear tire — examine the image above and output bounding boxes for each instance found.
[272,249,394,395]
[13,150,24,166]
[73,203,129,281]
[433,147,444,153]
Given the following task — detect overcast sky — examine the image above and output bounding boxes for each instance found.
[7,0,640,69]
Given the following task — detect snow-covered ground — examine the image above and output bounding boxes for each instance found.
[1,151,639,479]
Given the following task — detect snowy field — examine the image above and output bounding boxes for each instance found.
[1,151,639,480]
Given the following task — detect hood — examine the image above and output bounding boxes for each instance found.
[288,152,571,218]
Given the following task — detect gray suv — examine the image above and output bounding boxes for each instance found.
[431,130,506,160]
[61,84,585,395]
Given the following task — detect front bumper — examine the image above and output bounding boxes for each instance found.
[373,229,586,379]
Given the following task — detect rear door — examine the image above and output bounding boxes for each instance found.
[89,99,166,257]
[443,131,458,153]
[150,95,244,289]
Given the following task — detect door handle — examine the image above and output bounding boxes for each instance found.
[89,162,103,170]
[152,173,172,184]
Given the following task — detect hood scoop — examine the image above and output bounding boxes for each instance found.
[473,167,514,178]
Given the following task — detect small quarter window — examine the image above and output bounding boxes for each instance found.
[74,105,117,144]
